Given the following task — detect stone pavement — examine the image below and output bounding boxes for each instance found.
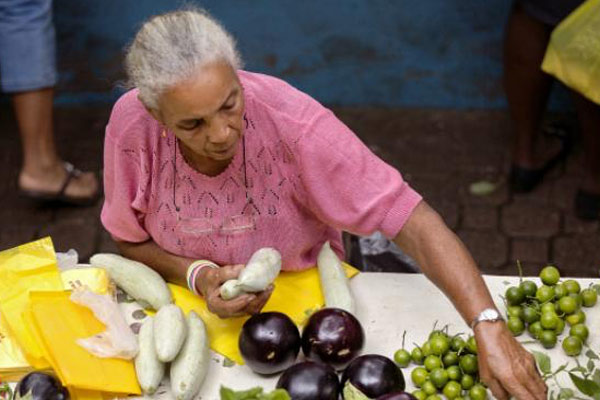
[0,105,597,277]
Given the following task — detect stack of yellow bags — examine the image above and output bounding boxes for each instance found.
[0,237,140,399]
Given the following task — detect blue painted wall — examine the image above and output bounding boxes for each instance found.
[52,0,570,108]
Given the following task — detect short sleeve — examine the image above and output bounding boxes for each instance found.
[100,94,152,243]
[289,102,422,239]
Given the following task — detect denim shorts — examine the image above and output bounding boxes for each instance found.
[0,0,57,93]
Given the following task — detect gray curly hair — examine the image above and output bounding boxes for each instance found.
[125,8,242,109]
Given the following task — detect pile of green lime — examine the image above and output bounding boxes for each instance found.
[393,328,488,400]
[503,265,598,357]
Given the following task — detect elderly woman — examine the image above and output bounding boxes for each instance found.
[102,9,545,400]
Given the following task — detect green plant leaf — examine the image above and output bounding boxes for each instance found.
[569,373,600,396]
[588,359,596,373]
[587,349,600,360]
[594,369,600,385]
[571,366,588,374]
[532,350,552,374]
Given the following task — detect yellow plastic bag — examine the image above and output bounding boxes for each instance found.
[0,237,63,370]
[170,263,359,365]
[61,267,111,296]
[27,291,140,395]
[542,0,600,104]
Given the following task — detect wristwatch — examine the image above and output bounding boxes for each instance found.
[470,308,504,330]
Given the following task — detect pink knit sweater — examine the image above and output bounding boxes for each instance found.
[101,71,422,270]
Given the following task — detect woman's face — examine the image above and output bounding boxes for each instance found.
[153,61,245,168]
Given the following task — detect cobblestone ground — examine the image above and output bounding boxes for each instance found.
[0,105,596,277]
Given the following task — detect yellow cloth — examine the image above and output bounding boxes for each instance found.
[170,263,359,365]
[0,237,62,370]
[542,0,600,104]
[27,291,140,395]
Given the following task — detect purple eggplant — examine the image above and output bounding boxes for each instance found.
[239,311,301,375]
[302,308,364,370]
[276,361,339,400]
[341,355,405,399]
[14,372,69,400]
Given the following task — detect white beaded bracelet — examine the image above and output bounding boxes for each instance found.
[186,259,219,296]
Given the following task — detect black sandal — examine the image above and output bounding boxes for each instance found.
[509,126,574,193]
[19,162,101,206]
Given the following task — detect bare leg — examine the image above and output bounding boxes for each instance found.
[13,88,98,200]
[504,4,553,169]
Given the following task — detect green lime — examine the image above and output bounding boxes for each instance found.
[554,318,565,335]
[425,395,442,400]
[459,354,478,375]
[528,321,543,339]
[536,285,555,303]
[564,280,581,294]
[430,335,450,356]
[443,351,459,367]
[540,312,558,330]
[460,374,475,390]
[469,384,488,400]
[442,381,462,399]
[450,336,466,352]
[446,365,462,381]
[411,366,429,387]
[566,310,586,326]
[394,349,411,367]
[562,335,583,357]
[424,355,443,372]
[558,296,578,314]
[539,330,557,349]
[506,286,526,306]
[422,341,433,357]
[522,306,540,324]
[540,265,560,286]
[569,323,589,342]
[520,280,538,298]
[412,347,425,364]
[466,336,478,354]
[422,380,437,395]
[430,367,449,389]
[412,390,427,400]
[569,293,583,308]
[507,305,523,319]
[554,283,568,299]
[429,329,448,340]
[541,302,556,314]
[582,288,598,307]
[507,316,525,336]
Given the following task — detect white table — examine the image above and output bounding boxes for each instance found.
[8,273,600,399]
[197,272,600,399]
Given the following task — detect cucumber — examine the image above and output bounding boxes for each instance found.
[135,317,165,395]
[317,241,355,314]
[170,311,209,400]
[220,247,281,300]
[90,253,172,310]
[154,304,187,362]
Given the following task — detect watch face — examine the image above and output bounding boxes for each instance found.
[483,309,499,319]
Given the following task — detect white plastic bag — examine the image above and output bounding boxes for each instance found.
[70,287,138,359]
[56,249,79,270]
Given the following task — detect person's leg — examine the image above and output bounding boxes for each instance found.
[0,0,98,202]
[572,92,600,219]
[504,3,553,170]
[13,88,98,200]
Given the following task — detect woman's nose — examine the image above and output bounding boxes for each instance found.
[208,117,230,144]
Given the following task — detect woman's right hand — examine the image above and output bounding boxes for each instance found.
[195,264,273,318]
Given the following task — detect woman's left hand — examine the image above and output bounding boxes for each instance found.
[474,322,547,400]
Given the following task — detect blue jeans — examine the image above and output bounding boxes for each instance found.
[0,0,56,92]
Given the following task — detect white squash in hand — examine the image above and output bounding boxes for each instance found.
[219,247,282,300]
[135,317,165,395]
[170,311,209,400]
[317,241,355,314]
[90,253,172,310]
[153,304,187,362]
